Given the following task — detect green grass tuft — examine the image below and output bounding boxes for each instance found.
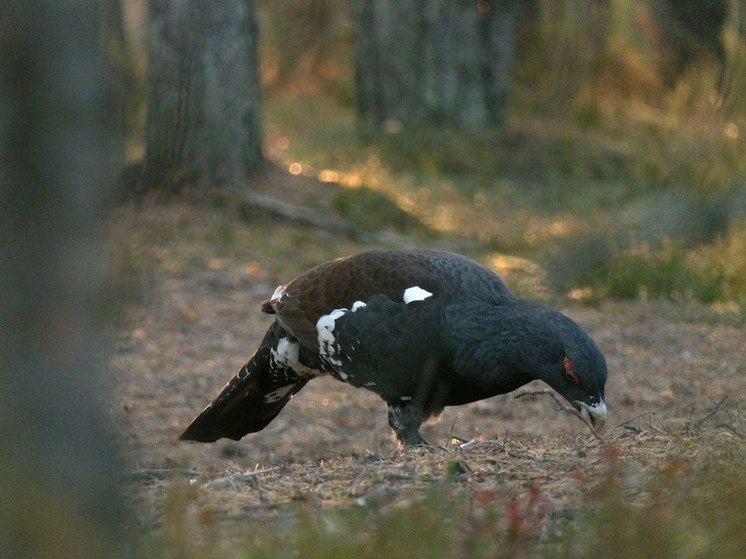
[604,244,725,303]
[332,186,432,235]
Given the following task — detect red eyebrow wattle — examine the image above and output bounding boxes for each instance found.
[564,357,580,385]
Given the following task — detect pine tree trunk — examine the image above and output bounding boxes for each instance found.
[145,0,262,192]
[355,0,518,131]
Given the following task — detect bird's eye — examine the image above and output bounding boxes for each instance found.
[563,356,581,386]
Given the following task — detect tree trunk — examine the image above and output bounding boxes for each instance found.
[355,0,518,131]
[145,0,262,192]
[0,2,129,557]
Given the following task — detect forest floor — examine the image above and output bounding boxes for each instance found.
[107,197,745,556]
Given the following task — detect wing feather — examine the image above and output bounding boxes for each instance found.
[263,249,513,350]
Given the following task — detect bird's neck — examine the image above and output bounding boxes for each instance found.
[446,300,561,384]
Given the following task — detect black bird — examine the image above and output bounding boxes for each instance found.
[180,249,607,446]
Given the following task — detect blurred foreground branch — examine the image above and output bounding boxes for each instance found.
[0,2,130,557]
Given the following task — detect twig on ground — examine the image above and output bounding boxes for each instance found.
[608,411,657,434]
[692,395,728,429]
[514,388,603,441]
[201,466,281,490]
[127,468,199,482]
[716,423,745,439]
[647,415,669,435]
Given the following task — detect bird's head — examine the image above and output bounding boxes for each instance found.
[531,311,608,431]
[449,300,608,430]
[541,346,607,431]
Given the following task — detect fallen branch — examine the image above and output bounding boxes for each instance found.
[212,187,359,237]
[514,388,603,441]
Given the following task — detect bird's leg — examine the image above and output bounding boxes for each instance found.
[387,402,429,446]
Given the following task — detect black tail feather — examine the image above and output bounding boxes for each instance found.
[179,324,308,443]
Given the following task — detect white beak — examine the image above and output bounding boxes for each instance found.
[577,398,607,432]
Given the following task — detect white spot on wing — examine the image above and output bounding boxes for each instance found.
[270,284,287,304]
[351,300,367,311]
[316,308,347,366]
[403,286,433,304]
[271,337,298,367]
[271,337,322,376]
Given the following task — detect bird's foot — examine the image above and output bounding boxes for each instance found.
[396,430,430,447]
[388,403,429,447]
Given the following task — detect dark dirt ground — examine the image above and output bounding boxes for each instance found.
[106,200,745,546]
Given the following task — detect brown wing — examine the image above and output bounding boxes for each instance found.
[264,250,444,350]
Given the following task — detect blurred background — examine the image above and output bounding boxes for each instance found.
[110,0,746,306]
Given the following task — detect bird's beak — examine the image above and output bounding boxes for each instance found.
[576,398,607,432]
